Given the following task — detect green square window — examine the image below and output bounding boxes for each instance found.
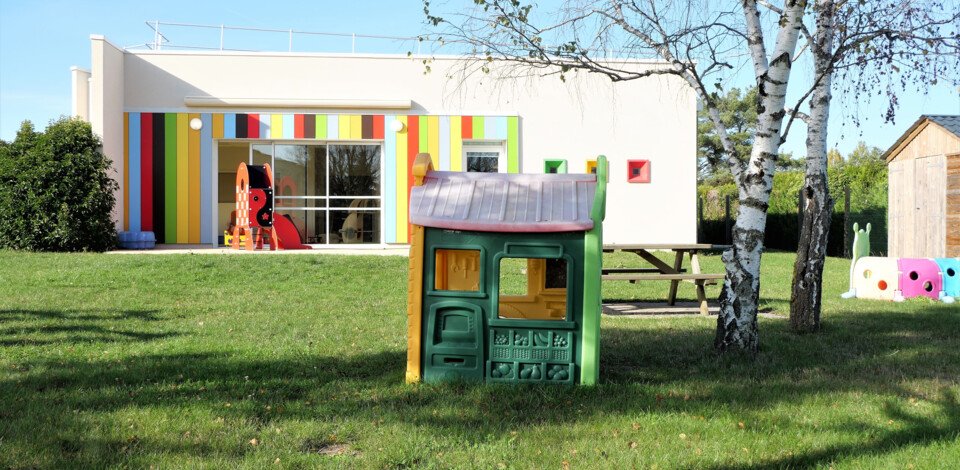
[544,159,567,174]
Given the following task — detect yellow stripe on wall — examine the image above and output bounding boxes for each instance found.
[212,114,224,139]
[271,114,283,139]
[123,113,129,231]
[188,113,201,244]
[176,113,189,243]
[450,115,462,171]
[350,115,362,140]
[396,116,408,243]
[427,115,439,169]
[339,114,351,139]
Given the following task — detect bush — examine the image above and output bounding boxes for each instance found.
[0,118,118,251]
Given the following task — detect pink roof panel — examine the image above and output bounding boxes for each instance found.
[409,171,597,232]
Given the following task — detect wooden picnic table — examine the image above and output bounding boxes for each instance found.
[602,244,731,315]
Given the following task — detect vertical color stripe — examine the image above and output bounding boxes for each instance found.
[260,113,270,139]
[418,116,428,155]
[407,115,419,197]
[295,114,305,139]
[151,113,165,241]
[272,114,285,139]
[141,113,154,232]
[212,113,224,139]
[461,116,473,139]
[129,113,141,232]
[384,115,397,243]
[338,114,350,139]
[495,116,508,140]
[188,113,201,243]
[224,113,236,139]
[350,115,362,140]
[372,114,384,139]
[177,114,189,243]
[327,114,338,140]
[317,114,328,139]
[235,113,247,138]
[303,114,314,139]
[165,114,178,244]
[439,116,450,171]
[485,115,498,139]
[200,113,212,244]
[361,115,373,139]
[427,115,440,168]
[282,114,294,139]
[472,116,485,139]
[123,113,129,231]
[507,116,519,173]
[248,114,260,139]
[397,116,409,244]
[450,116,463,171]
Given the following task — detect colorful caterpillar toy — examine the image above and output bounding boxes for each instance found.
[841,223,957,303]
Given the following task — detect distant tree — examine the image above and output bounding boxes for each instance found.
[826,148,843,167]
[698,87,757,182]
[846,141,884,166]
[0,118,118,252]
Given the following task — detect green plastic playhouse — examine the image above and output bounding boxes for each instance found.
[404,153,608,385]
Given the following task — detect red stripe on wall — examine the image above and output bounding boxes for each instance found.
[372,115,384,139]
[406,115,419,241]
[461,116,473,139]
[294,114,305,139]
[140,113,154,231]
[247,114,260,139]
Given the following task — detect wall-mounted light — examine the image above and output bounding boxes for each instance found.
[189,117,203,131]
[389,119,405,133]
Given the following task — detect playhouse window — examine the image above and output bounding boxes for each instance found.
[434,249,481,291]
[498,257,568,321]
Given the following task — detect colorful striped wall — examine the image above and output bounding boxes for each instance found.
[123,112,520,244]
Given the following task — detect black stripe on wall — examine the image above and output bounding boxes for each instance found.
[236,113,248,138]
[152,113,166,243]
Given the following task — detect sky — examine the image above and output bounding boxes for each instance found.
[1,0,958,157]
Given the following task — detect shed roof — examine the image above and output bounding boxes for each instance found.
[409,171,598,232]
[883,114,960,162]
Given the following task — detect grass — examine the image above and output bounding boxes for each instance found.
[1,250,959,469]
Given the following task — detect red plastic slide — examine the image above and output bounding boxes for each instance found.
[271,214,312,250]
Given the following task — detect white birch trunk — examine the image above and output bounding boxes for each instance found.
[790,0,835,332]
[715,0,807,352]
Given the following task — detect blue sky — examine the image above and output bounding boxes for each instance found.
[1,0,958,157]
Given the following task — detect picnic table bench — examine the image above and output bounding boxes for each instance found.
[602,243,730,315]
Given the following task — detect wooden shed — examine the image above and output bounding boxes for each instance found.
[884,115,960,258]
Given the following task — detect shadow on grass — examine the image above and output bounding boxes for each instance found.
[0,309,176,346]
[2,305,959,466]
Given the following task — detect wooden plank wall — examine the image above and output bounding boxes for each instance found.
[948,154,960,257]
[887,122,960,257]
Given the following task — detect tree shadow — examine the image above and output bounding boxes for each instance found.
[0,308,177,346]
[2,304,959,467]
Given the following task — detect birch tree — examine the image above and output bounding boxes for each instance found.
[423,0,808,352]
[788,0,960,332]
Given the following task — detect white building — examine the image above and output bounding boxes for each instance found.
[73,33,697,247]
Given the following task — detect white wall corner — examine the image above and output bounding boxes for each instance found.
[70,66,92,121]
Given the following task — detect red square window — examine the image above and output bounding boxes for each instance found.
[627,160,651,183]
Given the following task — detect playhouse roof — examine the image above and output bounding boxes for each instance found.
[409,171,598,233]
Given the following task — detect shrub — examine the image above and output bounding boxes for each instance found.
[0,118,118,251]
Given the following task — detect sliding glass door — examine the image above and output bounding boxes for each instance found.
[218,141,382,246]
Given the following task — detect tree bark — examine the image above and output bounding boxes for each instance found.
[790,0,836,334]
[715,0,807,353]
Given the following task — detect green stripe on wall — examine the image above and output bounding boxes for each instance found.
[164,113,177,243]
[419,115,428,153]
[507,116,519,173]
[316,115,327,139]
[472,116,484,139]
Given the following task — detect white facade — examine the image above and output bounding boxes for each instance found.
[78,35,697,246]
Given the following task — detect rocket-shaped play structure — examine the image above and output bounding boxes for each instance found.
[230,162,311,251]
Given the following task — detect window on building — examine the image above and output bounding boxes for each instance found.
[498,257,569,321]
[463,142,504,173]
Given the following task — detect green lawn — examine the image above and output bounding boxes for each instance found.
[1,250,958,469]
